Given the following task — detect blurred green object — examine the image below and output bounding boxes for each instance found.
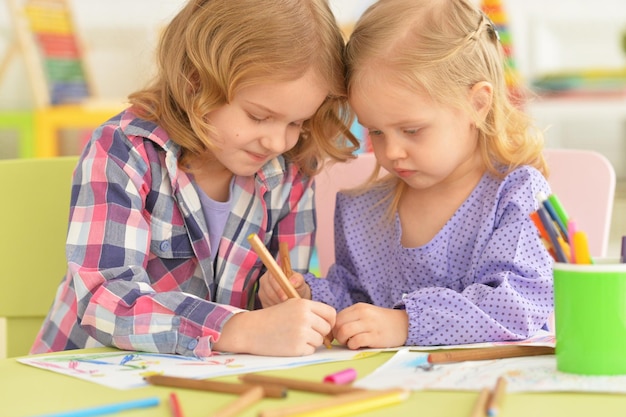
[0,156,78,358]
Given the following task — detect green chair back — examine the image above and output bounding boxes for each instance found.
[0,156,78,357]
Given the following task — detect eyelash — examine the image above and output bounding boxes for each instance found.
[248,114,305,128]
[248,114,266,124]
[368,129,420,137]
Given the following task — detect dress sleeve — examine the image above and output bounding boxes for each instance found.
[398,169,554,346]
[68,130,241,358]
[306,191,373,310]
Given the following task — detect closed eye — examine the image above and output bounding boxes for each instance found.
[289,120,306,128]
[247,113,268,123]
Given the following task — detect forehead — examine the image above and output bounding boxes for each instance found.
[349,68,437,124]
[236,69,329,116]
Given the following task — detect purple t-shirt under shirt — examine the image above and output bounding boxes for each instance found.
[194,179,235,261]
[306,166,554,346]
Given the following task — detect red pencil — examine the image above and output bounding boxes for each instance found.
[169,392,184,417]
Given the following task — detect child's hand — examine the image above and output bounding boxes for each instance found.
[333,303,408,349]
[258,271,311,307]
[214,298,336,356]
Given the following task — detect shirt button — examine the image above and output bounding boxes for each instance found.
[187,339,198,350]
[160,241,170,251]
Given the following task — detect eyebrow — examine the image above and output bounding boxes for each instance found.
[356,118,426,129]
[245,101,316,121]
[246,101,282,117]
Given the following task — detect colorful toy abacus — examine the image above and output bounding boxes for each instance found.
[481,0,525,106]
[23,0,90,105]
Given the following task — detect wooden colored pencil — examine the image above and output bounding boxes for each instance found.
[469,388,490,417]
[212,385,265,417]
[486,376,508,416]
[427,345,555,364]
[169,392,184,417]
[248,234,300,299]
[279,241,293,277]
[144,375,286,398]
[258,388,409,417]
[239,374,364,395]
[248,233,333,348]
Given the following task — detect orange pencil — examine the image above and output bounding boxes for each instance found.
[530,211,550,243]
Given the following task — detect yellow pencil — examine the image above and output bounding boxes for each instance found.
[572,231,593,264]
[258,388,409,417]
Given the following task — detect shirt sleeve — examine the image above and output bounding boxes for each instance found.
[67,129,242,358]
[398,169,554,345]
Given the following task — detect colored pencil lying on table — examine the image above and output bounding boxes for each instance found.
[239,374,364,395]
[487,376,508,416]
[426,345,555,364]
[469,388,490,417]
[30,397,160,417]
[144,375,287,398]
[212,385,265,417]
[258,388,409,417]
[169,392,184,417]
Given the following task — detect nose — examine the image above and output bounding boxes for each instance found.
[382,134,407,161]
[260,125,297,154]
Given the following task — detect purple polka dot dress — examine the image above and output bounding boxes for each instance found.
[306,166,554,346]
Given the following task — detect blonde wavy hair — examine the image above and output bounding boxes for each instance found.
[345,0,547,208]
[129,0,358,176]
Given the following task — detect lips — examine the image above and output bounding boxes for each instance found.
[246,150,270,163]
[394,168,414,178]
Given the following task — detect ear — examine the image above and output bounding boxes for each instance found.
[469,81,493,123]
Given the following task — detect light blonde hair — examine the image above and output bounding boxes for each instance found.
[345,0,547,207]
[129,0,358,176]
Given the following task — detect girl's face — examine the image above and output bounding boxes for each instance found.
[349,72,483,192]
[206,69,328,176]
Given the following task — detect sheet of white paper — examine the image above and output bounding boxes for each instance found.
[402,329,555,351]
[17,347,382,390]
[354,348,626,394]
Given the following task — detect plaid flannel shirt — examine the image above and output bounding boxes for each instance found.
[31,109,316,357]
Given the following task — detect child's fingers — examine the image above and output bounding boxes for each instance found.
[258,272,288,307]
[288,273,311,299]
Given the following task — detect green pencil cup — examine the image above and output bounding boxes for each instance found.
[554,259,626,375]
